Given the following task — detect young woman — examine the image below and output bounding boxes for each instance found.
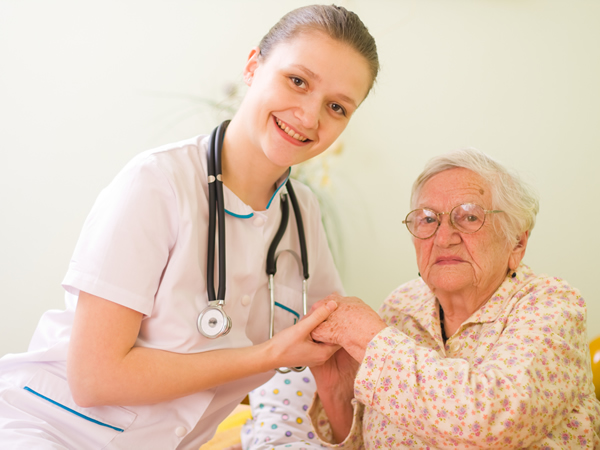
[0,5,379,449]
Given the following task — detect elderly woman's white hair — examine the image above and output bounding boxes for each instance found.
[410,148,540,246]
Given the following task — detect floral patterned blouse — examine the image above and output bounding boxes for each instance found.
[309,264,600,449]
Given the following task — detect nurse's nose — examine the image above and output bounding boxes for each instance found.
[294,96,320,130]
[433,213,461,248]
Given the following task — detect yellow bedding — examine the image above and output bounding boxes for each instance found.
[199,404,252,450]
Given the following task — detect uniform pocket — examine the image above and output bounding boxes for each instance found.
[272,283,304,335]
[8,369,136,449]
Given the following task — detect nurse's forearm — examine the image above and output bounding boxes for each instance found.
[67,291,338,407]
[70,344,271,407]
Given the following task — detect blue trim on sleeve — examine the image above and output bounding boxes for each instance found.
[23,387,125,433]
[266,168,291,210]
[274,301,300,320]
[224,209,254,219]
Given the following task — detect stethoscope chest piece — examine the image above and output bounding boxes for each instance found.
[198,301,232,339]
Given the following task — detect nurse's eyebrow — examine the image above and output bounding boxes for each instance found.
[291,64,321,82]
[290,64,359,108]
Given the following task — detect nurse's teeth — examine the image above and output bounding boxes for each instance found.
[275,118,307,142]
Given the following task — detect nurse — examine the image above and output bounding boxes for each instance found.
[0,4,379,449]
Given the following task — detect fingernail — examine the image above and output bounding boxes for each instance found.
[326,301,337,311]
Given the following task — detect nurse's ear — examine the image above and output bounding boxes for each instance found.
[243,47,260,87]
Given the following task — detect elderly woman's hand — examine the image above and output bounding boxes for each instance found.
[310,293,387,362]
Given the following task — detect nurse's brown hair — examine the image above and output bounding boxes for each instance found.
[258,4,379,93]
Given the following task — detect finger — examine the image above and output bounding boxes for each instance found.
[297,301,337,332]
[305,302,321,317]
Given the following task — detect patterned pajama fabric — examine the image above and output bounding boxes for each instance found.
[309,264,600,449]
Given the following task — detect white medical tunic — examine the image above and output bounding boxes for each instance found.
[0,135,344,449]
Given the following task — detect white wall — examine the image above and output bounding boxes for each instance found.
[1,0,599,356]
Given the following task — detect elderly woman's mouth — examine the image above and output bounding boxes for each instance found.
[435,257,464,264]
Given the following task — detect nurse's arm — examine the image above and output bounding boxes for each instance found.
[67,291,339,407]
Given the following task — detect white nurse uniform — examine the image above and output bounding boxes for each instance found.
[0,134,344,449]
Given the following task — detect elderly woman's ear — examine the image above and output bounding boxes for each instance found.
[508,230,529,271]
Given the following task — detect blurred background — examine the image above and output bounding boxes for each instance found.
[1,0,599,356]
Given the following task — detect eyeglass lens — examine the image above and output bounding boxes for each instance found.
[404,204,486,238]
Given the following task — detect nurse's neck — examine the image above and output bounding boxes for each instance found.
[220,130,287,212]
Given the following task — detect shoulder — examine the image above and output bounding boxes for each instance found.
[513,265,585,314]
[287,177,321,214]
[105,135,209,198]
[123,135,208,176]
[288,177,318,201]
[508,265,587,339]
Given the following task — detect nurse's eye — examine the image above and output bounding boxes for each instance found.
[290,76,306,89]
[330,103,347,116]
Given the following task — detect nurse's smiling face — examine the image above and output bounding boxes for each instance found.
[239,30,372,169]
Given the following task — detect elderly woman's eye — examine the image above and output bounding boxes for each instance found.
[466,215,479,222]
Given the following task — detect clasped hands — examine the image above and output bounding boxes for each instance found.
[307,293,387,364]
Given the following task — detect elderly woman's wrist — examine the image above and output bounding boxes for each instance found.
[343,321,387,362]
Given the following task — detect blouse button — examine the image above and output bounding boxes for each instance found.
[241,295,251,306]
[449,341,461,353]
[175,426,187,437]
[253,216,265,227]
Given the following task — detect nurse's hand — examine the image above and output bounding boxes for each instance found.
[263,300,341,370]
[310,293,387,363]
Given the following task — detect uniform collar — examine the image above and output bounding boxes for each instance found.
[223,169,291,219]
[200,135,291,220]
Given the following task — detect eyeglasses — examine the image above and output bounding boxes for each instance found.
[402,203,504,239]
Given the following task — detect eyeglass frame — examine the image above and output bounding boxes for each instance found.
[402,203,504,240]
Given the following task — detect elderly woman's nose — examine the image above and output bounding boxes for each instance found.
[434,214,460,246]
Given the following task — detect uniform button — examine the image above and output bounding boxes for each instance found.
[253,216,265,227]
[175,426,187,437]
[241,295,251,306]
[449,341,461,353]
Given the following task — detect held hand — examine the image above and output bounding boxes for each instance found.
[310,293,387,362]
[310,347,358,443]
[311,347,358,399]
[265,301,341,370]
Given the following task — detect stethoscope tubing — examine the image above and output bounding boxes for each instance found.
[200,120,309,372]
[285,181,309,281]
[206,120,229,303]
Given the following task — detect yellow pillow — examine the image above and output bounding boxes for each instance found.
[199,404,252,450]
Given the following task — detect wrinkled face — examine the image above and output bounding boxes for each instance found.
[240,30,372,169]
[413,168,516,301]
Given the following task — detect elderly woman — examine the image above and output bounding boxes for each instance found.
[308,149,600,449]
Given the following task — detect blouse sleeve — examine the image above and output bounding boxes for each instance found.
[354,277,593,448]
[308,395,365,449]
[62,153,179,316]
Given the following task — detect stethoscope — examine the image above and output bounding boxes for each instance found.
[197,120,309,373]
